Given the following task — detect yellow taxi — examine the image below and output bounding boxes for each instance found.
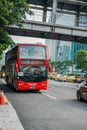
[58,74,68,82]
[53,74,62,81]
[66,74,82,83]
[48,72,55,79]
[74,74,82,83]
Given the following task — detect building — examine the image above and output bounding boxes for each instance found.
[45,39,58,61]
[45,13,87,63]
[70,42,87,63]
[70,15,87,63]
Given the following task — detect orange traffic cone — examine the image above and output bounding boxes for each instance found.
[0,90,5,105]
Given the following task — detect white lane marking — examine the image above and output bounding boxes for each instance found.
[43,93,56,99]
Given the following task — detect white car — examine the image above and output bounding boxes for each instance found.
[76,81,87,101]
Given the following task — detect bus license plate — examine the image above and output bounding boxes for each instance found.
[30,85,35,89]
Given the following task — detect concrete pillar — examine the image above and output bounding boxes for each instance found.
[75,10,79,26]
[51,0,58,23]
[42,5,47,22]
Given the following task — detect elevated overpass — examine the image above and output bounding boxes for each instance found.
[6,0,87,44]
[6,20,87,43]
[29,0,87,13]
[28,0,87,24]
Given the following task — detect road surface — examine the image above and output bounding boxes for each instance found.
[0,78,87,130]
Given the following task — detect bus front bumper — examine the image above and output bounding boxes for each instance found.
[16,80,47,90]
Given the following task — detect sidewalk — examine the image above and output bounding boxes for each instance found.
[0,95,24,130]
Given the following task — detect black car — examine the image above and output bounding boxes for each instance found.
[76,81,87,101]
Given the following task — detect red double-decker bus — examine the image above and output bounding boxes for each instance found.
[5,44,52,90]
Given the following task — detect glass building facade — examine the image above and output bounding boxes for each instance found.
[45,14,87,62]
[70,42,87,63]
[70,15,87,63]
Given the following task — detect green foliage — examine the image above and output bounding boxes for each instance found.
[75,50,87,72]
[0,0,33,27]
[50,60,72,73]
[0,0,33,59]
[0,27,15,59]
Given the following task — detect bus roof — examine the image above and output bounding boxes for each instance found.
[18,43,47,47]
[5,43,47,55]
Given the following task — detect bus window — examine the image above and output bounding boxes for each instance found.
[20,46,46,59]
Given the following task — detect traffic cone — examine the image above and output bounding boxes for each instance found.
[0,90,5,105]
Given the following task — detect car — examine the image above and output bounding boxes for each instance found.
[53,74,62,81]
[75,74,82,83]
[76,81,87,101]
[58,74,68,82]
[66,74,82,83]
[0,71,5,78]
[0,65,6,78]
[66,74,76,82]
[48,73,51,79]
[48,72,57,80]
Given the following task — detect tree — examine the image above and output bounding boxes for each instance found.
[49,60,72,73]
[0,27,14,59]
[55,61,63,72]
[62,60,72,70]
[0,0,33,59]
[75,50,87,72]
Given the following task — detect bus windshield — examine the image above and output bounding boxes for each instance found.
[20,45,46,59]
[17,66,47,82]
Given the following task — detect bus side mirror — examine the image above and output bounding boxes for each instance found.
[14,63,18,71]
[48,64,52,73]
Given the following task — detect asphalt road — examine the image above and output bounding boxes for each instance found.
[0,78,87,130]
